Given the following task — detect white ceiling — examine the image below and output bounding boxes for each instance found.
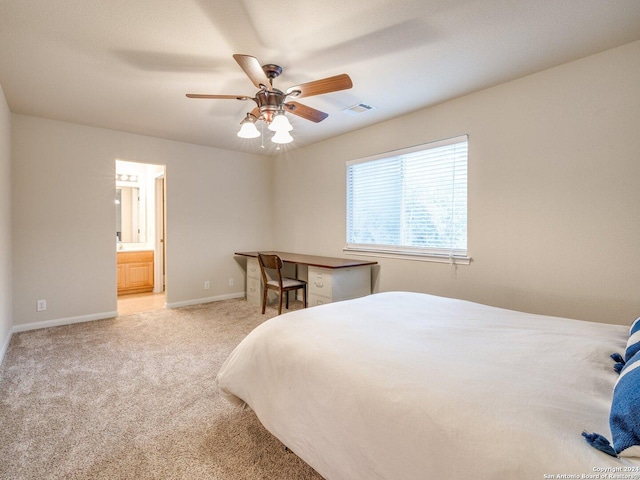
[1,0,640,156]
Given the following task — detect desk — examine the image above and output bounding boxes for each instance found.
[235,251,377,307]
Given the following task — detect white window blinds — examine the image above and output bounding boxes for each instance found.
[346,135,468,260]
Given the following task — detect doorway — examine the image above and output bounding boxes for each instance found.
[115,160,166,315]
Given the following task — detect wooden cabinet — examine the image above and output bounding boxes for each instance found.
[117,250,154,295]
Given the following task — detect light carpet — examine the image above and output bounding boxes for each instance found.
[0,299,323,480]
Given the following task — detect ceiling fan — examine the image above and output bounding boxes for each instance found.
[186,54,353,143]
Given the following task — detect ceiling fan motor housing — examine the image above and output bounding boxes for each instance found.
[255,89,286,124]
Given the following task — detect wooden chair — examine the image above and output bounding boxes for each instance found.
[258,253,307,315]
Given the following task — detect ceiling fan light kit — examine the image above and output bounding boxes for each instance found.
[268,112,293,132]
[271,129,294,144]
[187,54,353,147]
[237,113,260,139]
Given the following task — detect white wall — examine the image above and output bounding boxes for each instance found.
[11,116,273,328]
[0,85,12,360]
[273,40,640,325]
[8,41,640,329]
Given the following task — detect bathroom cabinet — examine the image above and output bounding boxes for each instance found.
[117,250,154,295]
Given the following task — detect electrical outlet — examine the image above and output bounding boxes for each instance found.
[37,299,47,312]
[204,281,210,290]
[228,278,234,286]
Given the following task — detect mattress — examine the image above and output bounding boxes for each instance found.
[216,292,639,479]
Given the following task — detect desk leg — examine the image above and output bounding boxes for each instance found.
[246,257,262,306]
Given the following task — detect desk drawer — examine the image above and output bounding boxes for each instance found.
[308,293,331,307]
[308,267,333,298]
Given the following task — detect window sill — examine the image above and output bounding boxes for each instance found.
[343,247,471,265]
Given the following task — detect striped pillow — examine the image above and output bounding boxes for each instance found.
[626,317,640,361]
[610,353,640,457]
[584,352,640,457]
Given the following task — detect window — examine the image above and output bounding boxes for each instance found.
[345,135,468,263]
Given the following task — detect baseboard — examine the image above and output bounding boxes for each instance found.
[0,329,11,366]
[9,294,246,334]
[12,311,119,334]
[165,292,245,309]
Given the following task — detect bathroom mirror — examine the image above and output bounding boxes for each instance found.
[116,186,146,243]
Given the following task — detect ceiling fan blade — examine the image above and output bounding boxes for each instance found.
[233,54,272,91]
[286,74,352,99]
[284,102,329,123]
[186,94,251,100]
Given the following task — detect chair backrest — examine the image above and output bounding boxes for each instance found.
[258,253,283,287]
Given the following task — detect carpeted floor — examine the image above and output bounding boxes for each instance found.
[0,298,323,480]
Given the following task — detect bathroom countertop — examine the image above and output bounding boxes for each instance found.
[117,245,154,252]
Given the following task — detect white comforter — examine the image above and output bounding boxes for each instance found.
[216,292,639,479]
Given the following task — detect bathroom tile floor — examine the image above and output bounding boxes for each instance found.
[117,292,166,316]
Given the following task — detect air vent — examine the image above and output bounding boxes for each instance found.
[344,102,375,116]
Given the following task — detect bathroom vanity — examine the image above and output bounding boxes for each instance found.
[117,250,154,295]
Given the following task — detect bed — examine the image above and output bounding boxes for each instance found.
[216,292,640,479]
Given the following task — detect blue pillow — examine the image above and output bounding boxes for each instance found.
[584,353,640,457]
[626,317,640,361]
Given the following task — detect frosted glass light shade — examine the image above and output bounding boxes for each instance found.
[237,121,260,138]
[271,130,293,144]
[268,113,293,132]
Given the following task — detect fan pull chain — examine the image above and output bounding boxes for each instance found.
[260,121,265,149]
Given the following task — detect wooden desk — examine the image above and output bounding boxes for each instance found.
[235,251,377,307]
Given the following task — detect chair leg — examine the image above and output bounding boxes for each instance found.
[303,285,307,308]
[286,290,289,310]
[261,287,268,314]
[278,292,283,315]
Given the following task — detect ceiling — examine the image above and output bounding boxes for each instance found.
[1,0,640,156]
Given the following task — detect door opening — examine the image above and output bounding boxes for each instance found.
[115,160,166,315]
